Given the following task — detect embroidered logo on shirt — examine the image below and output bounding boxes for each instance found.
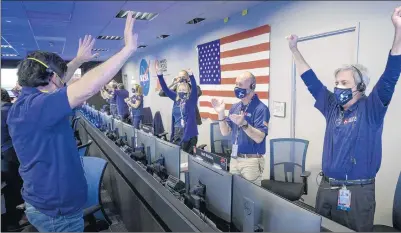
[343,116,357,125]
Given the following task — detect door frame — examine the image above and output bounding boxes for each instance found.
[290,23,361,138]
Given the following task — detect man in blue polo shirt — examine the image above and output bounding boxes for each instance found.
[7,12,138,232]
[212,71,270,186]
[286,6,401,232]
[114,83,130,123]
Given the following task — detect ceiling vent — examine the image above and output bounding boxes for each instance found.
[92,48,109,52]
[116,10,158,21]
[137,45,147,49]
[97,36,123,40]
[186,18,205,25]
[157,35,170,39]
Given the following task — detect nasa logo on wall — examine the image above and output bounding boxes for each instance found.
[139,59,150,96]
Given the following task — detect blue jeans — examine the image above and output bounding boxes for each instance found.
[25,202,84,232]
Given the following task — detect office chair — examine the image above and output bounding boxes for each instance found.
[78,140,93,157]
[373,171,401,232]
[21,157,111,232]
[153,111,168,141]
[261,138,311,202]
[141,107,153,127]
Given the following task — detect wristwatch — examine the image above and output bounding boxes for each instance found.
[241,121,249,130]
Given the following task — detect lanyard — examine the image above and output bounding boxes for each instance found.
[234,96,254,145]
[179,99,186,121]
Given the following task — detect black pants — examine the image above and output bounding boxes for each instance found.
[1,149,24,227]
[181,137,198,154]
[171,127,197,154]
[315,178,376,232]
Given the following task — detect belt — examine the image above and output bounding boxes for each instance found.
[323,176,375,186]
[235,154,263,159]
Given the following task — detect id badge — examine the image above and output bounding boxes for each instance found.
[231,144,239,158]
[337,186,351,211]
[181,119,185,127]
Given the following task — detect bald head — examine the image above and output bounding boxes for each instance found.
[236,71,256,90]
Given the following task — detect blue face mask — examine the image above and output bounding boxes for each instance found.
[334,87,353,106]
[131,89,136,93]
[178,92,188,99]
[234,87,248,99]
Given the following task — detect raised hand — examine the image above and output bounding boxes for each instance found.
[187,68,193,76]
[76,35,98,63]
[286,34,299,50]
[229,113,246,126]
[392,6,401,30]
[211,98,226,113]
[124,11,138,53]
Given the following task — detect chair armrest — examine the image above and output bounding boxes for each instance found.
[198,144,207,150]
[77,140,93,150]
[157,132,168,137]
[83,204,102,217]
[300,171,311,195]
[300,171,311,177]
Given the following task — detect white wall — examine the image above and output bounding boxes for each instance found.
[122,1,401,225]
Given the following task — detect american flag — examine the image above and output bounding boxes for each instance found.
[197,25,271,121]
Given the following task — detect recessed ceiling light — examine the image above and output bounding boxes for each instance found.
[1,45,13,48]
[6,20,11,23]
[1,54,18,57]
[96,36,123,40]
[186,18,206,25]
[116,10,158,21]
[92,48,109,52]
[157,35,170,39]
[137,45,147,49]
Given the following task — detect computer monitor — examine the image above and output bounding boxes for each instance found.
[136,129,156,164]
[155,138,180,178]
[187,155,232,225]
[104,114,113,132]
[232,175,322,232]
[122,122,135,147]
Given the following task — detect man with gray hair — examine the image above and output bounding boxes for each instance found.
[286,6,401,232]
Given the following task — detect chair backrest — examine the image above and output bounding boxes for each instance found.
[142,107,153,126]
[153,111,165,135]
[82,156,109,222]
[71,117,81,131]
[270,138,309,184]
[78,140,92,157]
[210,122,232,157]
[393,171,401,230]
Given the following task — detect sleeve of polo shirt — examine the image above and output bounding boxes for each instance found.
[301,69,337,118]
[31,87,72,127]
[253,106,270,135]
[366,52,401,124]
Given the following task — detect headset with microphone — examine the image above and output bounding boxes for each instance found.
[351,65,366,93]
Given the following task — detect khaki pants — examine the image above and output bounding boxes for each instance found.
[229,157,265,186]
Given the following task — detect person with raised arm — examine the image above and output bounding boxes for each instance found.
[286,6,401,232]
[156,62,199,154]
[7,12,138,232]
[125,83,143,129]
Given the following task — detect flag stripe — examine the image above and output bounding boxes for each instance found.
[221,33,270,52]
[202,90,269,99]
[198,96,269,106]
[220,42,270,58]
[220,50,270,65]
[200,101,234,111]
[220,25,271,45]
[221,67,270,78]
[200,112,219,121]
[221,59,270,72]
[221,75,270,85]
[199,83,269,91]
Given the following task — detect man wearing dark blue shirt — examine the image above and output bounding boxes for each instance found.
[113,83,130,123]
[7,12,138,232]
[286,6,401,231]
[212,71,270,186]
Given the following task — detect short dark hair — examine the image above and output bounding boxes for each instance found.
[1,88,11,103]
[17,51,67,87]
[117,83,124,89]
